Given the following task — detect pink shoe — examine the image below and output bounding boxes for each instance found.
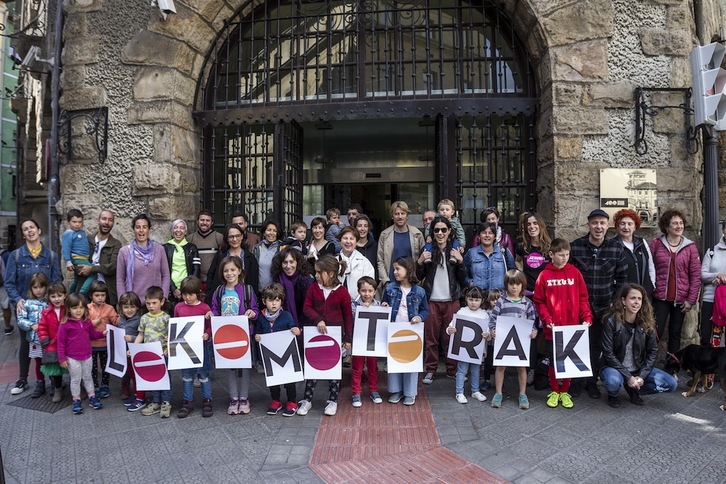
[227,399,240,415]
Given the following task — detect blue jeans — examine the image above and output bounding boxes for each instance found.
[388,372,418,397]
[181,343,213,402]
[456,361,481,394]
[600,366,677,396]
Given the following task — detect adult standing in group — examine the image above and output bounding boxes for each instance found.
[612,209,655,296]
[464,222,513,292]
[6,218,62,395]
[700,219,726,346]
[649,209,701,355]
[421,210,436,240]
[337,226,375,300]
[116,214,170,305]
[515,211,551,296]
[206,224,259,302]
[75,210,122,305]
[471,207,515,256]
[270,247,313,325]
[417,217,467,383]
[307,217,337,269]
[253,220,282,293]
[163,219,201,306]
[187,210,224,291]
[354,214,377,276]
[377,201,425,292]
[231,212,261,253]
[570,209,628,399]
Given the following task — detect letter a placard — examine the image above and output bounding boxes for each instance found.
[352,306,391,357]
[492,316,533,367]
[552,325,592,379]
[167,316,205,370]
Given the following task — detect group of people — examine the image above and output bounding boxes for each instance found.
[1,198,716,418]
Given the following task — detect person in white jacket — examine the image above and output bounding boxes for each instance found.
[337,226,375,300]
[701,220,726,345]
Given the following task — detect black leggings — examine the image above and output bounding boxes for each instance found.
[91,349,110,388]
[653,299,685,354]
[270,383,297,403]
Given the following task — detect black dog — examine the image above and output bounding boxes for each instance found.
[665,344,726,410]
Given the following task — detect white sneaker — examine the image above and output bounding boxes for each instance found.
[423,373,435,385]
[324,401,338,416]
[471,391,487,402]
[297,400,312,416]
[455,393,468,404]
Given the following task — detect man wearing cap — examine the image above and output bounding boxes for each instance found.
[569,209,628,399]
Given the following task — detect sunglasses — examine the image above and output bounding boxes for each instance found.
[432,227,449,234]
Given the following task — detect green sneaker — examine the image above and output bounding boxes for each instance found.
[546,391,560,408]
[518,394,529,410]
[491,393,503,408]
[559,392,574,409]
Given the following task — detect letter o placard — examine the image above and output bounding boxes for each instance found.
[132,351,167,382]
[214,324,250,360]
[388,329,422,363]
[305,335,341,371]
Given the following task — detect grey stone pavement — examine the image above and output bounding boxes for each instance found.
[2,317,726,483]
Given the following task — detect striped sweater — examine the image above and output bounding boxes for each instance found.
[488,294,537,333]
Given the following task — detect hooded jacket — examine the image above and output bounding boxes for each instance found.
[533,262,592,340]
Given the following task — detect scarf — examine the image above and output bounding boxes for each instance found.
[263,308,282,323]
[126,239,156,292]
[279,272,300,323]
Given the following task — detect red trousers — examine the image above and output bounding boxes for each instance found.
[425,300,459,374]
[351,356,379,395]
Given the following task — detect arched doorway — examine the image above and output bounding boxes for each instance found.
[194,0,538,238]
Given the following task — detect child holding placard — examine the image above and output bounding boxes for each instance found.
[210,256,260,416]
[533,239,592,409]
[255,283,301,416]
[381,256,428,406]
[299,255,353,417]
[350,276,382,407]
[446,286,489,404]
[174,276,213,418]
[489,270,538,409]
[87,280,119,399]
[118,292,145,410]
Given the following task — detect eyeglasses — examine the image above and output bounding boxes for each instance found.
[432,227,448,234]
[228,234,243,240]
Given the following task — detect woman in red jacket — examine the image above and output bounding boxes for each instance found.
[649,209,701,354]
[37,282,67,403]
[298,255,353,417]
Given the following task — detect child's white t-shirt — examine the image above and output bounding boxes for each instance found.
[395,286,411,323]
[448,307,489,329]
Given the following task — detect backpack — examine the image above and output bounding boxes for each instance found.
[712,283,726,328]
[213,284,253,314]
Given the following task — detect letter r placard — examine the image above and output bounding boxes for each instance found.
[552,326,593,379]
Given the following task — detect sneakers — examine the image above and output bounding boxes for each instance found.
[282,401,298,417]
[239,398,251,414]
[324,401,338,416]
[297,399,312,416]
[89,395,103,409]
[491,393,503,408]
[423,373,435,385]
[352,394,362,408]
[608,394,621,408]
[403,396,416,406]
[177,401,193,418]
[127,399,146,412]
[31,380,45,399]
[546,391,560,408]
[202,399,214,417]
[388,392,403,404]
[10,379,28,395]
[370,392,383,404]
[4,324,14,335]
[160,402,171,418]
[227,399,240,415]
[98,385,110,399]
[72,399,83,414]
[455,393,468,404]
[586,381,601,399]
[627,387,645,406]
[518,394,530,410]
[559,392,574,409]
[267,400,282,415]
[141,402,161,416]
[471,391,487,402]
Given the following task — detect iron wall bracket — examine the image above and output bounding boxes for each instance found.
[634,87,697,155]
[58,106,109,163]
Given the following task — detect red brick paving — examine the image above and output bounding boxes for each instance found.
[310,384,507,483]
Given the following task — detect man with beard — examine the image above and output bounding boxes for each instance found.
[76,210,122,305]
[231,212,261,253]
[187,210,224,290]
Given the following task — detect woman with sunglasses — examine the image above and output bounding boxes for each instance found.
[416,217,467,384]
[205,224,259,303]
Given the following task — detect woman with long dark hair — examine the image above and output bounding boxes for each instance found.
[270,247,313,325]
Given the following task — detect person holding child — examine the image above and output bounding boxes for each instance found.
[58,293,107,414]
[490,270,538,409]
[382,256,428,405]
[255,283,301,416]
[38,282,68,403]
[16,272,49,398]
[446,286,489,404]
[350,276,383,407]
[87,280,119,399]
[534,239,592,409]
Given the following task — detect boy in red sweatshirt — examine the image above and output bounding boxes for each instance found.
[533,238,592,409]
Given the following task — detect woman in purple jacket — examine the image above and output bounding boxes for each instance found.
[649,209,701,354]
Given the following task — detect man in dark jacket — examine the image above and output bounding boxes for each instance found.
[77,210,121,305]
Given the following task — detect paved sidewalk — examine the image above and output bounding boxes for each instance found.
[2,323,726,483]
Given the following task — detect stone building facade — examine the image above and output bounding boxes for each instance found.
[11,0,726,343]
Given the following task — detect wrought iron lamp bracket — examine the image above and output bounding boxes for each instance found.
[57,107,109,163]
[634,87,697,156]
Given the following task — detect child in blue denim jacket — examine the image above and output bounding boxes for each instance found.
[381,256,428,406]
[16,272,49,398]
